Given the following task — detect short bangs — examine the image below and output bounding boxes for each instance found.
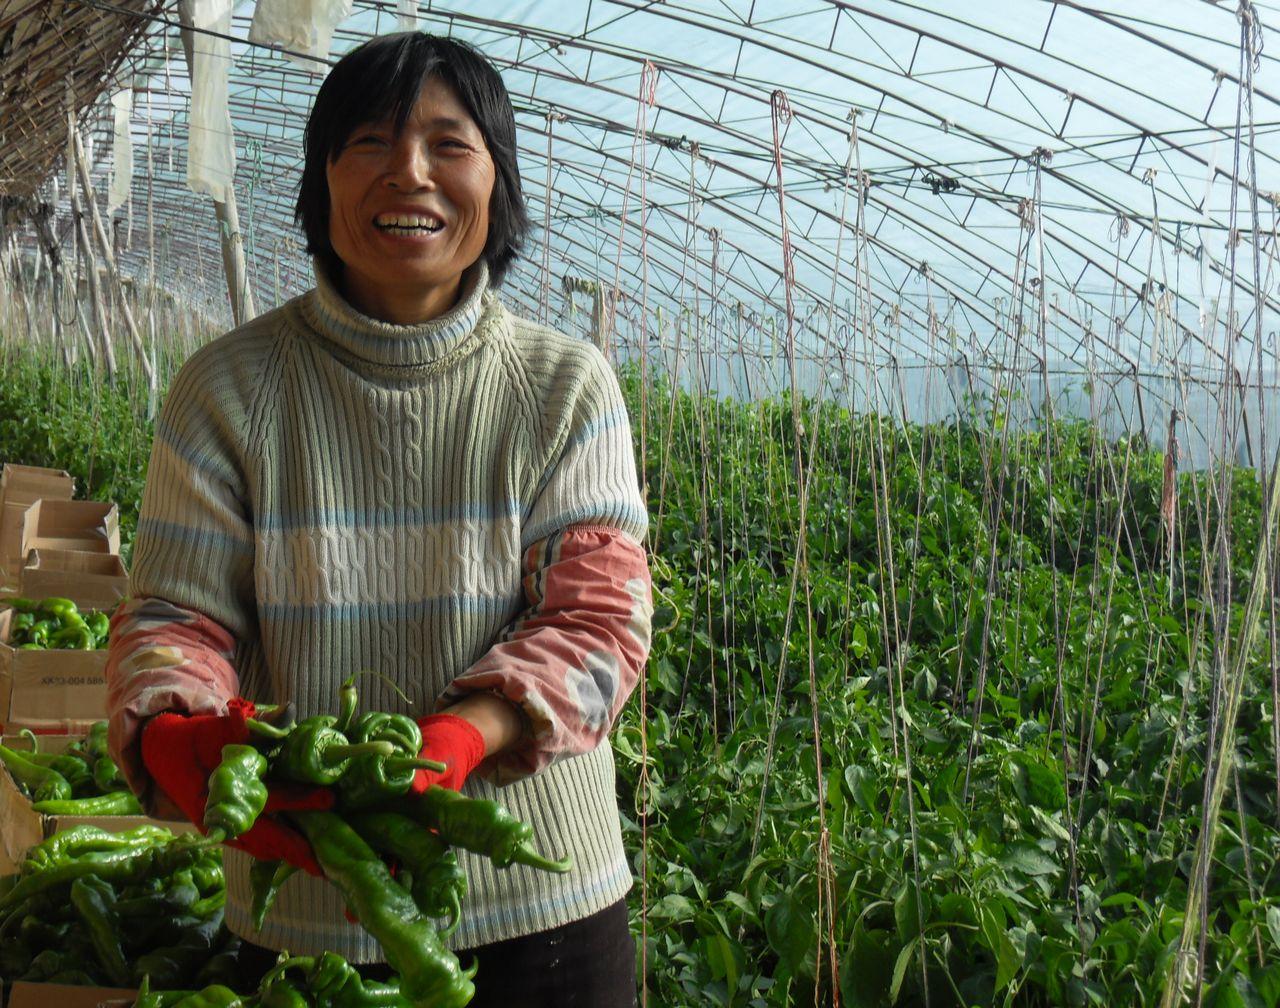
[296,32,529,287]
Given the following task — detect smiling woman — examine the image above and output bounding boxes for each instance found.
[295,33,528,319]
[324,76,497,323]
[106,30,651,1008]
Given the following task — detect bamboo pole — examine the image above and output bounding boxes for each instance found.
[73,129,156,393]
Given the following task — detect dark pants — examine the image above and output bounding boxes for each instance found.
[238,898,637,1007]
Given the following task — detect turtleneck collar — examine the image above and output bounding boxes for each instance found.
[298,259,490,370]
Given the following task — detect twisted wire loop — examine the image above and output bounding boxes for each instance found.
[609,60,659,355]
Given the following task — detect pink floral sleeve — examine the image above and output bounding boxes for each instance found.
[105,597,241,806]
[438,524,653,784]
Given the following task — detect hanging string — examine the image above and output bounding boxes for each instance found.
[538,111,563,326]
[618,62,658,1008]
[1161,4,1268,1003]
[610,60,658,359]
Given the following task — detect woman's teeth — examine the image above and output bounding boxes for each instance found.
[375,214,444,235]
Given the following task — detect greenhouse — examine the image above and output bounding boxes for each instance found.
[0,0,1277,1005]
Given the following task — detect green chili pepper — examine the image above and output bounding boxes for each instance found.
[49,623,95,649]
[6,596,39,613]
[85,610,110,642]
[303,951,415,1007]
[0,744,72,803]
[258,979,310,1008]
[84,719,111,759]
[20,823,170,873]
[23,618,55,646]
[10,611,35,634]
[0,832,209,913]
[129,912,226,988]
[189,887,226,918]
[11,735,95,787]
[33,790,142,815]
[408,785,573,873]
[114,880,199,920]
[70,874,131,986]
[349,811,467,936]
[249,858,298,931]
[272,715,397,786]
[203,744,269,844]
[292,810,476,1008]
[192,935,244,989]
[37,597,80,621]
[336,673,360,734]
[348,710,423,756]
[132,976,201,1008]
[92,753,126,792]
[189,852,225,894]
[18,915,73,949]
[168,985,242,1007]
[335,749,446,811]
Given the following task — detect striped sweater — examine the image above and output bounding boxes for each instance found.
[105,262,653,957]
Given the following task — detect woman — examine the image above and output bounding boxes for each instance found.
[106,32,651,1007]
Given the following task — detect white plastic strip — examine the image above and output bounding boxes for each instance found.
[186,0,236,203]
[397,0,416,32]
[108,88,133,216]
[249,0,353,72]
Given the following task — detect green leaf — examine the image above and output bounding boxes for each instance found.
[851,622,869,659]
[701,931,740,996]
[764,894,815,975]
[1011,752,1066,810]
[999,841,1060,877]
[894,880,930,940]
[981,905,1020,993]
[1267,906,1280,954]
[650,893,697,922]
[889,938,918,1004]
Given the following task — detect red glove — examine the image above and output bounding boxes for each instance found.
[141,698,333,876]
[409,714,486,794]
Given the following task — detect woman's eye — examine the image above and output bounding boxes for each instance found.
[350,134,387,147]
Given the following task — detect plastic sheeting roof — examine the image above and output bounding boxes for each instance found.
[18,1,1280,383]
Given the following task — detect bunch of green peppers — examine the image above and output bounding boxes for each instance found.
[136,950,419,1006]
[5,596,112,650]
[0,720,142,815]
[0,825,234,991]
[199,675,576,1008]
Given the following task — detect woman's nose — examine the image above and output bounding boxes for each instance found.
[385,140,435,190]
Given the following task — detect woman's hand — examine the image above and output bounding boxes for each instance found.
[142,699,335,875]
[411,693,525,792]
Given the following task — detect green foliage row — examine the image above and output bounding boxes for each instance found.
[0,347,158,566]
[1,345,1276,1006]
[615,370,1280,1007]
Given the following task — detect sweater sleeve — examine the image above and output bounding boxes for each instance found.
[105,348,258,803]
[438,345,653,783]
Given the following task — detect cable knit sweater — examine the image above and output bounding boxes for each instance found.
[105,261,653,957]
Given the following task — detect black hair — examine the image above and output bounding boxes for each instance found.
[295,32,529,287]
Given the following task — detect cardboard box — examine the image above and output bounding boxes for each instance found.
[0,607,108,735]
[20,499,120,560]
[0,465,75,508]
[5,982,137,1008]
[0,465,75,586]
[20,550,129,613]
[0,733,195,876]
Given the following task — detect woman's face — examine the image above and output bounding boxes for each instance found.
[326,76,496,320]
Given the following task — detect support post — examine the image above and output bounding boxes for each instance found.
[73,130,155,392]
[70,193,117,377]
